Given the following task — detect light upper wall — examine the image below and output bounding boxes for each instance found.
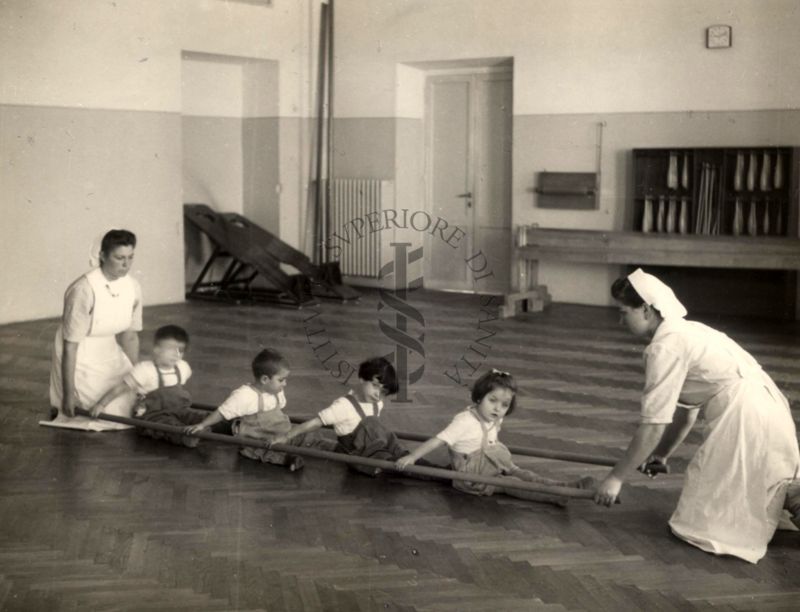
[181,55,244,118]
[329,0,800,308]
[0,0,312,117]
[0,0,317,325]
[333,0,800,118]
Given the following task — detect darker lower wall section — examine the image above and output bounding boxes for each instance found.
[243,117,280,232]
[514,109,800,316]
[332,118,396,179]
[183,115,280,287]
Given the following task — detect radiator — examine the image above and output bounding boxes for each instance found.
[326,179,391,278]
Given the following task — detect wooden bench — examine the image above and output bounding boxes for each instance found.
[502,226,800,318]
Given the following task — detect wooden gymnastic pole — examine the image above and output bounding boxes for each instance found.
[190,403,663,472]
[74,409,595,500]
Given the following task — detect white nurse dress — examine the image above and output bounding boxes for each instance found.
[639,318,800,563]
[43,267,142,431]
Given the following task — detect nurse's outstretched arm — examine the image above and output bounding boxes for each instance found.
[595,423,666,507]
[650,407,699,462]
[90,381,130,417]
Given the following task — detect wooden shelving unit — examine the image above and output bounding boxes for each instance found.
[632,147,798,238]
[505,147,800,319]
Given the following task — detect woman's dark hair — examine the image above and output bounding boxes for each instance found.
[154,325,189,346]
[100,229,137,256]
[471,370,518,414]
[611,277,645,308]
[358,357,399,396]
[252,348,288,379]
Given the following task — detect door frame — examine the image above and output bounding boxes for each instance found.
[422,66,513,293]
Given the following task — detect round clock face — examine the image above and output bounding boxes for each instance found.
[707,25,731,48]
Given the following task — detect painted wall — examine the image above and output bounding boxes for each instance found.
[180,52,282,284]
[330,0,800,305]
[5,0,800,323]
[0,0,316,324]
[334,0,800,117]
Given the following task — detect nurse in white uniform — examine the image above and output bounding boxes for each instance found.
[45,229,142,431]
[594,268,800,563]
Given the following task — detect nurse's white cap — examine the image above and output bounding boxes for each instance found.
[627,268,687,320]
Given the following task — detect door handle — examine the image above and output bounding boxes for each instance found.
[456,192,473,208]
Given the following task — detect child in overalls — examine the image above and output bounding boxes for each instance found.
[186,349,308,470]
[273,357,407,476]
[396,369,596,505]
[91,325,204,447]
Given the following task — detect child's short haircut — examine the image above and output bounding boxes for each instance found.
[358,357,399,395]
[154,325,189,345]
[471,370,518,414]
[252,348,288,379]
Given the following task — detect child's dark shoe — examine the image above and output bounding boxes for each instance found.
[573,476,597,490]
[287,456,304,472]
[181,435,200,448]
[346,463,383,477]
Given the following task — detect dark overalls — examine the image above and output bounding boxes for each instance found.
[335,395,409,476]
[138,364,205,448]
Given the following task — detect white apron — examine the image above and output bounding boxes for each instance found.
[43,268,137,431]
[668,351,800,563]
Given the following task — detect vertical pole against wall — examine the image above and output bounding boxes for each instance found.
[313,2,329,264]
[325,0,335,264]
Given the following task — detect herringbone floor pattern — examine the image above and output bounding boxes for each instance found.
[1,289,799,611]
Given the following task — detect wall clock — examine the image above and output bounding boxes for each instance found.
[706,25,732,49]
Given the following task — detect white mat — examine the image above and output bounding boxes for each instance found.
[39,413,133,431]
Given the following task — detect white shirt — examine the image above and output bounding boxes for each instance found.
[641,318,767,424]
[436,408,502,454]
[124,359,191,395]
[218,385,287,421]
[317,393,383,436]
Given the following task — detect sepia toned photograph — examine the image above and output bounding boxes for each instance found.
[1,1,799,609]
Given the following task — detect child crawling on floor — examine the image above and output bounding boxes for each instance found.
[395,369,596,505]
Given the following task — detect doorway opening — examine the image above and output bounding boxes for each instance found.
[400,58,513,294]
[180,50,278,287]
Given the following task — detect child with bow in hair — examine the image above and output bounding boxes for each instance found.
[396,369,595,505]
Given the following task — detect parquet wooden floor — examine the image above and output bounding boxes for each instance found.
[1,289,799,611]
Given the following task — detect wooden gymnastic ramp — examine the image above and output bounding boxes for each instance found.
[184,203,360,308]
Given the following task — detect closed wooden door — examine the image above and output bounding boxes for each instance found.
[424,71,512,293]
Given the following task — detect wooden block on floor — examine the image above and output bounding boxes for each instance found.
[500,286,552,318]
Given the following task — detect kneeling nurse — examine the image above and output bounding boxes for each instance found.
[594,268,800,563]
